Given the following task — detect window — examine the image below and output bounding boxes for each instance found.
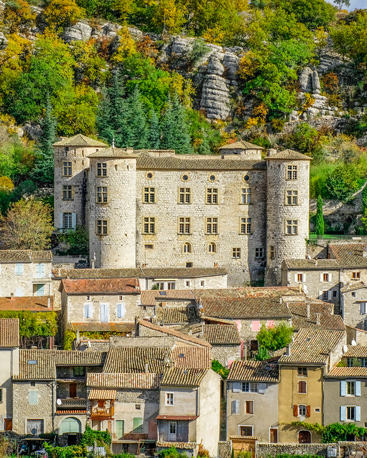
[169,421,176,435]
[73,367,85,377]
[347,381,355,395]
[255,248,264,259]
[135,404,141,410]
[165,392,174,406]
[143,187,155,203]
[297,273,305,283]
[206,217,218,234]
[298,405,307,416]
[183,242,191,253]
[286,219,298,235]
[208,242,216,253]
[298,381,307,393]
[186,262,193,268]
[0,388,2,403]
[239,426,253,437]
[270,246,275,260]
[323,273,331,282]
[62,185,73,200]
[96,220,108,236]
[117,303,125,318]
[29,391,38,405]
[133,417,143,433]
[360,303,367,315]
[179,188,191,204]
[167,282,176,290]
[200,281,205,287]
[27,420,44,435]
[143,217,155,234]
[185,281,191,287]
[63,161,72,176]
[245,401,254,414]
[96,186,108,203]
[36,263,45,278]
[233,248,241,259]
[241,188,251,204]
[145,244,154,250]
[287,165,297,180]
[322,291,329,301]
[84,303,93,319]
[206,188,218,204]
[97,163,107,177]
[240,218,252,234]
[364,319,367,331]
[63,213,73,230]
[15,263,24,275]
[116,420,124,439]
[298,368,308,377]
[242,382,258,392]
[34,284,45,297]
[333,290,338,298]
[286,190,298,205]
[347,406,356,421]
[352,272,361,280]
[179,217,191,234]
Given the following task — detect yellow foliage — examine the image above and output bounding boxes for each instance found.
[112,26,137,62]
[252,103,267,123]
[0,177,14,192]
[0,114,19,134]
[169,73,195,108]
[303,93,315,110]
[203,27,225,45]
[3,0,36,33]
[150,0,186,35]
[43,0,85,30]
[315,26,328,49]
[112,0,135,20]
[238,51,259,80]
[245,117,259,129]
[271,118,285,133]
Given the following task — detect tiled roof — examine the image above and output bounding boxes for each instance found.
[88,389,116,399]
[88,147,139,158]
[0,250,52,262]
[141,290,195,307]
[60,278,140,294]
[155,306,199,324]
[284,259,340,270]
[0,318,19,347]
[87,372,160,389]
[288,302,345,331]
[341,282,367,293]
[103,347,169,373]
[136,154,267,171]
[267,149,312,161]
[194,287,298,319]
[329,244,367,268]
[326,366,367,378]
[53,134,107,147]
[138,319,211,347]
[204,324,240,345]
[142,268,227,278]
[69,322,135,333]
[218,140,264,150]
[53,350,105,366]
[344,346,367,358]
[279,329,346,364]
[156,415,198,421]
[227,361,279,382]
[171,347,211,369]
[0,296,54,312]
[161,368,209,386]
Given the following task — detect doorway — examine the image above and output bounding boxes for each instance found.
[69,383,77,398]
[298,430,311,443]
[168,422,177,441]
[270,428,278,443]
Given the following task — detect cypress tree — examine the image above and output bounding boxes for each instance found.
[148,110,160,149]
[316,195,325,237]
[96,86,114,145]
[161,94,192,154]
[128,87,149,149]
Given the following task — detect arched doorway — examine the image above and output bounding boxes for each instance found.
[298,430,311,444]
[60,417,82,445]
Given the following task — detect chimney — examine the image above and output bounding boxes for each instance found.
[267,148,277,157]
[307,303,310,320]
[47,297,51,308]
[145,362,149,373]
[363,246,367,258]
[316,313,321,326]
[285,345,291,356]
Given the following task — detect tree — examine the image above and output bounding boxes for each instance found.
[128,87,149,148]
[257,322,293,351]
[333,0,350,9]
[276,0,336,30]
[160,95,192,154]
[316,195,325,237]
[149,110,160,149]
[1,198,54,250]
[43,0,85,30]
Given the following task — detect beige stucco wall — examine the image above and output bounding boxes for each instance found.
[0,348,19,430]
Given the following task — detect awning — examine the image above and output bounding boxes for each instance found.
[156,415,198,421]
[88,389,116,400]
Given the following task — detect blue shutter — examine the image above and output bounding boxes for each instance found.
[29,391,38,405]
[15,264,23,275]
[59,212,63,230]
[84,304,92,319]
[356,406,361,421]
[356,381,361,397]
[232,382,241,393]
[340,381,346,397]
[117,303,126,319]
[231,400,239,414]
[71,213,77,230]
[340,406,346,421]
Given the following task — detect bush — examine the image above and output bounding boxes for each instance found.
[58,225,89,255]
[211,359,229,378]
[159,447,189,458]
[257,322,293,351]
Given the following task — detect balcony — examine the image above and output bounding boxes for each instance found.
[90,404,114,420]
[56,397,87,410]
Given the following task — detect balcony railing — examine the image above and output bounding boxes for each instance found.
[90,405,114,419]
[56,398,87,409]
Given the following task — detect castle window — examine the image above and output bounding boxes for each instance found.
[285,219,298,235]
[97,163,107,177]
[143,187,155,204]
[208,242,216,253]
[270,246,276,259]
[240,217,252,234]
[255,248,264,259]
[179,187,191,204]
[241,188,251,204]
[185,281,191,287]
[287,165,298,180]
[243,175,250,182]
[233,248,241,259]
[286,190,298,205]
[143,217,155,234]
[206,188,218,204]
[178,217,191,234]
[63,213,73,230]
[96,186,108,203]
[206,217,218,234]
[145,244,154,249]
[62,185,73,201]
[183,242,191,253]
[186,262,193,268]
[63,162,72,176]
[181,174,189,182]
[96,220,108,236]
[167,282,176,290]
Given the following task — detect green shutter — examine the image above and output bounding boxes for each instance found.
[133,417,143,433]
[29,391,38,405]
[116,420,124,439]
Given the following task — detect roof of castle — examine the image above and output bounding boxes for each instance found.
[53,134,107,147]
[88,147,140,158]
[0,250,52,263]
[218,140,264,150]
[267,149,312,161]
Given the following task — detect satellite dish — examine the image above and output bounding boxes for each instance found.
[342,345,348,354]
[56,399,62,406]
[352,340,357,346]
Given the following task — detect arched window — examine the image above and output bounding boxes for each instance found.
[183,242,191,253]
[208,242,216,253]
[298,380,307,393]
[298,430,311,444]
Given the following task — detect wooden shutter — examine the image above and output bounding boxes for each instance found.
[340,380,346,396]
[246,401,254,414]
[293,404,298,417]
[356,381,361,397]
[59,212,63,230]
[306,405,311,417]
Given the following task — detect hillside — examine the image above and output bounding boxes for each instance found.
[0,0,367,236]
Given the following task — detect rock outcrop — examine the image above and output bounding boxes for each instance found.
[63,22,92,42]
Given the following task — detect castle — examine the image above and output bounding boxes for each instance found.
[54,135,311,286]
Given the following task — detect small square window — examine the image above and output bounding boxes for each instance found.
[233,248,241,259]
[255,248,264,259]
[200,280,205,287]
[298,368,307,377]
[352,292,357,297]
[298,405,307,416]
[185,280,191,287]
[135,404,141,410]
[186,262,193,268]
[165,392,174,406]
[352,272,361,280]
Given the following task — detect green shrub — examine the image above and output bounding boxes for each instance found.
[211,359,229,378]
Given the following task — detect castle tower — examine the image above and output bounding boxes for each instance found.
[53,134,107,231]
[265,149,311,286]
[88,148,137,268]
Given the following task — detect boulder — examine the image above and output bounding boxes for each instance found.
[171,37,193,55]
[207,54,225,76]
[299,67,313,92]
[223,51,239,80]
[63,22,92,42]
[312,70,321,94]
[102,22,121,38]
[200,74,231,120]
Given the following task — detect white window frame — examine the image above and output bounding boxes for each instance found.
[84,303,93,319]
[239,425,253,436]
[298,405,307,417]
[165,392,174,406]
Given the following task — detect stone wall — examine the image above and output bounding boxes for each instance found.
[0,260,52,297]
[211,344,241,367]
[218,441,232,458]
[255,443,333,458]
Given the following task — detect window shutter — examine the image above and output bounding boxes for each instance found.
[36,264,40,276]
[340,406,346,422]
[361,304,365,315]
[258,383,267,394]
[84,304,92,319]
[59,212,63,230]
[40,264,45,276]
[303,274,306,282]
[232,382,241,393]
[329,273,332,282]
[293,405,298,417]
[29,391,38,405]
[356,406,361,421]
[117,304,122,318]
[340,381,346,397]
[71,213,77,230]
[320,273,323,282]
[231,400,239,414]
[356,381,361,397]
[294,274,298,283]
[0,389,3,402]
[306,405,311,417]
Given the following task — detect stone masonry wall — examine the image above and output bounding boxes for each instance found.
[211,345,241,367]
[0,261,52,297]
[256,443,333,458]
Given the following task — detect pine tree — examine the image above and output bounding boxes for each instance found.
[161,95,192,154]
[96,86,114,145]
[316,195,325,237]
[148,110,160,149]
[128,87,149,149]
[32,95,56,185]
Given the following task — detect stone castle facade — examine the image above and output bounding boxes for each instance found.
[54,135,311,286]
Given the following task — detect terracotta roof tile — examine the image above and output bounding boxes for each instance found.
[326,366,367,378]
[88,389,116,399]
[288,301,345,331]
[329,244,367,268]
[161,368,209,386]
[157,441,196,449]
[204,324,240,345]
[87,372,160,389]
[155,306,199,324]
[228,361,279,382]
[267,149,312,161]
[0,296,54,312]
[53,134,107,147]
[53,350,105,366]
[69,322,135,333]
[284,259,340,269]
[171,347,211,369]
[60,278,140,294]
[0,318,19,347]
[341,282,367,293]
[103,347,168,373]
[0,250,52,262]
[344,346,367,358]
[141,290,195,307]
[141,268,227,278]
[88,147,139,158]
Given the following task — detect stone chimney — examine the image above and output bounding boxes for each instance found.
[316,313,321,326]
[285,345,291,356]
[267,148,277,157]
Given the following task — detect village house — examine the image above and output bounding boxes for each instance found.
[277,328,346,444]
[341,282,367,331]
[0,250,52,298]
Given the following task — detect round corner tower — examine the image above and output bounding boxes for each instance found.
[88,148,137,269]
[265,149,311,286]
